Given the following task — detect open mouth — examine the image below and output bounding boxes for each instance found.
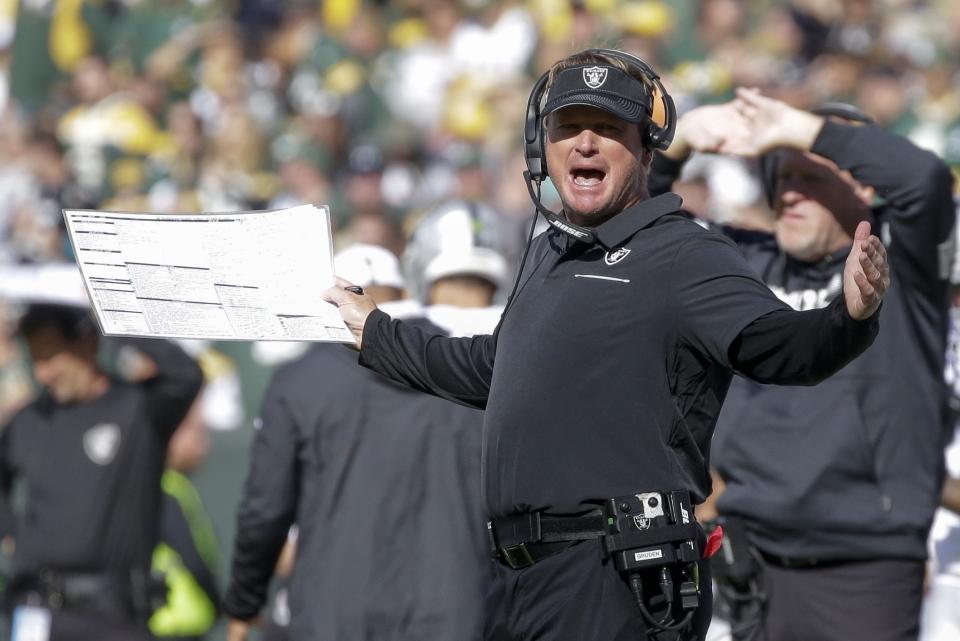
[570,168,605,187]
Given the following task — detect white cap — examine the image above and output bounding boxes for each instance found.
[0,263,90,307]
[424,247,508,287]
[403,200,510,301]
[334,244,405,290]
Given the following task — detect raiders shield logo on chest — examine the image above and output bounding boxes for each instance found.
[605,247,631,266]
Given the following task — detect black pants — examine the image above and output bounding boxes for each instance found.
[484,540,712,641]
[756,556,925,641]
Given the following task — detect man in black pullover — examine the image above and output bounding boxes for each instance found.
[322,50,891,641]
[649,89,955,641]
[0,303,203,641]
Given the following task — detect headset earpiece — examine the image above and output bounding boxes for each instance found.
[644,75,676,151]
[524,72,550,182]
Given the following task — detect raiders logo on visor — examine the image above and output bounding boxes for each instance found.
[582,66,608,89]
[543,65,651,124]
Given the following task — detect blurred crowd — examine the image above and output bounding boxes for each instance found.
[1,0,960,639]
[1,0,960,272]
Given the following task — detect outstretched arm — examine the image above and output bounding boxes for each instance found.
[731,221,888,384]
[323,279,496,409]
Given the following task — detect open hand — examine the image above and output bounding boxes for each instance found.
[843,220,889,320]
[664,102,748,160]
[720,88,824,157]
[322,277,379,349]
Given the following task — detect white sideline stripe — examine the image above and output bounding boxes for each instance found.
[574,274,631,283]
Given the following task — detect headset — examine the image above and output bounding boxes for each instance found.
[521,48,678,246]
[758,102,874,208]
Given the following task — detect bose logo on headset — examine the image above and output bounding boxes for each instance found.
[523,48,678,184]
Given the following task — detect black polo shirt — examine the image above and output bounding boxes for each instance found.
[362,194,792,517]
[482,194,792,516]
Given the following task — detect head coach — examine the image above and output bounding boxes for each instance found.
[323,48,889,641]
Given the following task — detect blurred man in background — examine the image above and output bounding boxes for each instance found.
[225,227,505,641]
[651,89,955,641]
[0,302,203,641]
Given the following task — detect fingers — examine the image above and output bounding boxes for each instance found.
[322,277,365,308]
[854,236,890,304]
[734,86,762,105]
[732,87,763,117]
[859,236,890,288]
[734,98,757,121]
[858,251,882,288]
[853,270,876,299]
[322,285,351,307]
[846,229,889,320]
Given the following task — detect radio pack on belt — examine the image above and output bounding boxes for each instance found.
[601,490,702,636]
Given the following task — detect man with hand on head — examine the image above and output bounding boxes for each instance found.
[324,49,890,641]
[0,302,203,641]
[650,88,955,641]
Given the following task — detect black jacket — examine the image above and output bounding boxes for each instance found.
[651,120,956,560]
[223,320,491,641]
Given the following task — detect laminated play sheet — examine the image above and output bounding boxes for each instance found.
[63,205,353,342]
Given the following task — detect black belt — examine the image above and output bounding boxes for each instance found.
[6,569,155,619]
[488,511,606,569]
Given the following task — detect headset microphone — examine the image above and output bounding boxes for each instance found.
[522,171,597,245]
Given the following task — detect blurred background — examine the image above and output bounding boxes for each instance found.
[1,0,959,639]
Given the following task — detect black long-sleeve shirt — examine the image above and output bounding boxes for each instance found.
[0,337,203,578]
[360,193,878,518]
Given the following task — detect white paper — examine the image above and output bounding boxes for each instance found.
[62,205,354,342]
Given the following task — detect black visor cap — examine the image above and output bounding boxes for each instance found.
[542,65,651,124]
